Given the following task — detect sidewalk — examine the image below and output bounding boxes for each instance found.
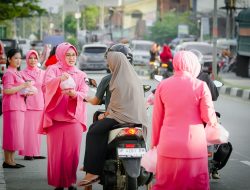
[218,72,250,100]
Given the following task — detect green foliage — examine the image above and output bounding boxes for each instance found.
[147,11,198,44]
[64,13,77,36]
[0,0,47,21]
[82,5,100,30]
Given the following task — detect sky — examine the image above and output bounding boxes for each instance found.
[39,0,250,13]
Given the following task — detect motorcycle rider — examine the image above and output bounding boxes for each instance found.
[78,51,148,187]
[85,43,133,113]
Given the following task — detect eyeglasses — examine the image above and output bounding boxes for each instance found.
[65,53,77,58]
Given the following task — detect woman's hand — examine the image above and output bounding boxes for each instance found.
[98,113,106,120]
[61,72,70,82]
[61,89,77,98]
[22,81,32,89]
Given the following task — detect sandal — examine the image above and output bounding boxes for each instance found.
[77,176,100,187]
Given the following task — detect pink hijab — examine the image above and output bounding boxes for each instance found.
[26,50,39,70]
[55,42,78,72]
[173,50,201,78]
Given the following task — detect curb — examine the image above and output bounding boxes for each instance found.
[0,148,6,190]
[219,85,250,100]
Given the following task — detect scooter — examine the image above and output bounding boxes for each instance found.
[85,78,153,190]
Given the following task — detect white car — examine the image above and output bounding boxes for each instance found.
[130,40,154,66]
[175,42,214,74]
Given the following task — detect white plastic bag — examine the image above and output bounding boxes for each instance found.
[141,147,157,174]
[20,86,38,95]
[205,124,229,145]
[60,76,76,90]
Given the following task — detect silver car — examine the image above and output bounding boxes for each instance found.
[78,43,108,72]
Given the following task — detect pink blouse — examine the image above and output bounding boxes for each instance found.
[20,68,45,110]
[2,68,26,112]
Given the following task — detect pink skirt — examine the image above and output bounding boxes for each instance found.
[2,110,25,151]
[47,121,83,187]
[152,155,210,190]
[19,110,43,156]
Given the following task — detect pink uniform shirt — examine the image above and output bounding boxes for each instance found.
[2,68,26,112]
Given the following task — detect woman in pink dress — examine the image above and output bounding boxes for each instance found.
[2,49,32,169]
[39,42,89,190]
[19,50,45,160]
[151,51,218,190]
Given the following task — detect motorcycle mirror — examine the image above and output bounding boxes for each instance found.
[154,75,163,82]
[143,85,151,93]
[213,80,223,88]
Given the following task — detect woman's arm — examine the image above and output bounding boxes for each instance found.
[151,84,164,148]
[3,81,32,95]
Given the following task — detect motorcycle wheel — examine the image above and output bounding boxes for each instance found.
[125,174,138,190]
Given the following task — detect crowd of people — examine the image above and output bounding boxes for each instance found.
[1,40,220,190]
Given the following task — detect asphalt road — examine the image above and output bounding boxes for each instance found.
[1,71,250,190]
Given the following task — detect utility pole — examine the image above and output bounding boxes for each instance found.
[212,0,218,79]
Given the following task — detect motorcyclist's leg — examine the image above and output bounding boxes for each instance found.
[83,118,119,175]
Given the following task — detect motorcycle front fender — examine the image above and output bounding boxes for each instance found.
[121,158,141,178]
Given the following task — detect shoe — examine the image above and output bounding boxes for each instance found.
[212,171,221,179]
[2,162,22,169]
[16,163,25,168]
[24,156,34,160]
[77,176,100,187]
[33,156,46,159]
[68,185,77,190]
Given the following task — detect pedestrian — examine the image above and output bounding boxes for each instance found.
[38,42,89,190]
[44,45,58,68]
[151,51,218,190]
[18,50,46,160]
[77,51,148,187]
[1,49,33,169]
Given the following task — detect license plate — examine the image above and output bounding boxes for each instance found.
[117,148,146,158]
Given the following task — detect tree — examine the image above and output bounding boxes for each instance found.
[0,0,47,21]
[146,11,198,44]
[82,5,100,31]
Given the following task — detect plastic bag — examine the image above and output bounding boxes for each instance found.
[141,147,157,174]
[20,86,38,95]
[205,124,229,145]
[60,76,76,90]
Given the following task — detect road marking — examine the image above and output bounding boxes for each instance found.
[240,161,250,166]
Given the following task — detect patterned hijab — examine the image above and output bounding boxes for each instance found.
[107,52,148,128]
[173,50,201,78]
[55,42,78,72]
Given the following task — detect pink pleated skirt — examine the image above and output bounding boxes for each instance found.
[19,110,43,156]
[152,155,210,190]
[46,121,83,187]
[2,110,25,151]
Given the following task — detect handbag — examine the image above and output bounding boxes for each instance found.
[205,123,229,145]
[141,147,157,174]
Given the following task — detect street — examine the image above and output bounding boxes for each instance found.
[0,71,250,190]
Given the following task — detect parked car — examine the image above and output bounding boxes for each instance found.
[18,39,31,58]
[0,40,7,79]
[130,40,154,66]
[175,41,214,74]
[78,43,108,72]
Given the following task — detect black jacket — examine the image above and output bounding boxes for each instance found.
[197,72,219,101]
